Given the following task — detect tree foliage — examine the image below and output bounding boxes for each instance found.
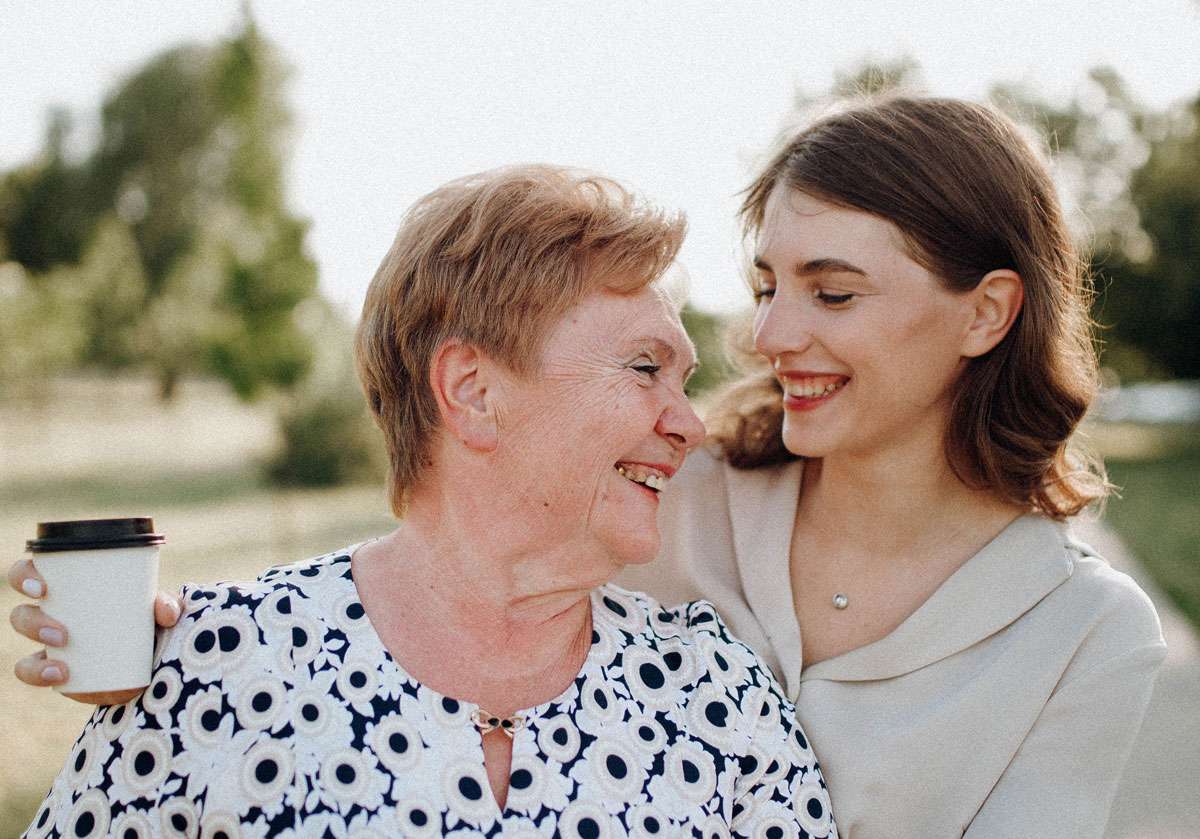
[992,70,1200,379]
[0,15,317,399]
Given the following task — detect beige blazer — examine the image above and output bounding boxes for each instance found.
[618,448,1167,838]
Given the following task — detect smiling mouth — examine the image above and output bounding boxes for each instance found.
[781,375,849,409]
[614,463,669,493]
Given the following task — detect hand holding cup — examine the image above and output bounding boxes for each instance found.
[10,519,184,705]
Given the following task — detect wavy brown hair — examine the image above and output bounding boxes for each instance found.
[707,97,1108,518]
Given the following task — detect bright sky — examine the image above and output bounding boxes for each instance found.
[5,0,1200,315]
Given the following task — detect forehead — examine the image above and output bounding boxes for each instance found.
[548,285,695,361]
[758,188,911,267]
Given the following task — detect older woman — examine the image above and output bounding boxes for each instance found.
[16,166,835,838]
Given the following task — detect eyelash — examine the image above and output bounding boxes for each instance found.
[816,290,855,306]
[753,287,856,306]
[632,363,661,377]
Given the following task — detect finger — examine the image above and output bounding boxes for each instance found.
[13,650,68,687]
[9,603,67,646]
[7,558,46,599]
[153,591,183,628]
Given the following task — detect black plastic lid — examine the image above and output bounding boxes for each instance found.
[27,518,165,553]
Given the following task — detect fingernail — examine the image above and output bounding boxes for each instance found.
[42,665,63,683]
[22,579,44,598]
[39,627,65,646]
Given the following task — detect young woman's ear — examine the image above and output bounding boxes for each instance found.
[962,269,1024,358]
[429,341,499,451]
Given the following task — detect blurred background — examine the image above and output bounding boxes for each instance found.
[2,2,1197,835]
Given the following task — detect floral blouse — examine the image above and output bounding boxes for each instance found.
[28,547,836,838]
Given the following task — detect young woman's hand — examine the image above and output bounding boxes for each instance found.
[8,558,184,704]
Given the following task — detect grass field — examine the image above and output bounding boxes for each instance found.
[1,377,1196,833]
[0,377,394,832]
[1098,422,1200,629]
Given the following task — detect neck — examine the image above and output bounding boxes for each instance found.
[352,485,608,714]
[798,426,1023,557]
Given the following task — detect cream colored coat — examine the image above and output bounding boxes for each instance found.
[618,448,1167,838]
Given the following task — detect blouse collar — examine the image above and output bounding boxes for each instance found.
[722,458,1076,689]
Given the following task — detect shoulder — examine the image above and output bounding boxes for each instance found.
[594,584,784,707]
[160,546,360,669]
[1054,539,1166,665]
[178,547,355,614]
[596,582,740,646]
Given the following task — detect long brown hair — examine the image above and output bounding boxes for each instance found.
[707,97,1108,518]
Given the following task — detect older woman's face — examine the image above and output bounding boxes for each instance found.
[496,285,704,570]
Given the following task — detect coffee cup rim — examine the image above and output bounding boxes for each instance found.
[27,517,165,553]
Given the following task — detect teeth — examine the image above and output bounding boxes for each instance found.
[616,465,668,492]
[782,377,845,399]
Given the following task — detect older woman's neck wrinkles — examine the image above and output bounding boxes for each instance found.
[353,498,600,716]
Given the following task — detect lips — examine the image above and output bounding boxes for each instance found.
[777,372,849,411]
[614,462,675,494]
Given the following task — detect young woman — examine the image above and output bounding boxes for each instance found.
[619,97,1166,837]
[13,97,1164,837]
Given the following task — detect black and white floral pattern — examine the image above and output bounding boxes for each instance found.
[28,547,835,838]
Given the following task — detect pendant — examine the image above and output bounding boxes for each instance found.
[832,593,849,610]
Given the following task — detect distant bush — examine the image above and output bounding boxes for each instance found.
[266,389,383,487]
[264,299,385,488]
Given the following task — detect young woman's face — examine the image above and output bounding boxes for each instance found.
[752,188,979,463]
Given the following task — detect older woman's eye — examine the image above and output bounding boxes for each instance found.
[815,289,855,306]
[632,363,661,377]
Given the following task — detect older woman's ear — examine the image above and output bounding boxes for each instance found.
[430,341,500,451]
[961,269,1024,358]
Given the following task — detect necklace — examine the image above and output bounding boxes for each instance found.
[470,708,526,738]
[832,593,849,610]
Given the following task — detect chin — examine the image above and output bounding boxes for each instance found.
[781,426,831,459]
[609,533,660,568]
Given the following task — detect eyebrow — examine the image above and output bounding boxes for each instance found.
[753,256,869,277]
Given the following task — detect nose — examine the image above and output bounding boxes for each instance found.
[657,390,707,453]
[753,289,813,363]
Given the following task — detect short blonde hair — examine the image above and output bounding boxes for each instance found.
[355,165,686,516]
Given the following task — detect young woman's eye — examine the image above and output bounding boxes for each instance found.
[753,286,776,301]
[815,290,855,306]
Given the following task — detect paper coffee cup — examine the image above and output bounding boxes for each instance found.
[27,518,163,694]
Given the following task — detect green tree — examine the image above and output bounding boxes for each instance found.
[992,69,1200,379]
[0,110,93,272]
[0,15,317,399]
[1101,94,1200,378]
